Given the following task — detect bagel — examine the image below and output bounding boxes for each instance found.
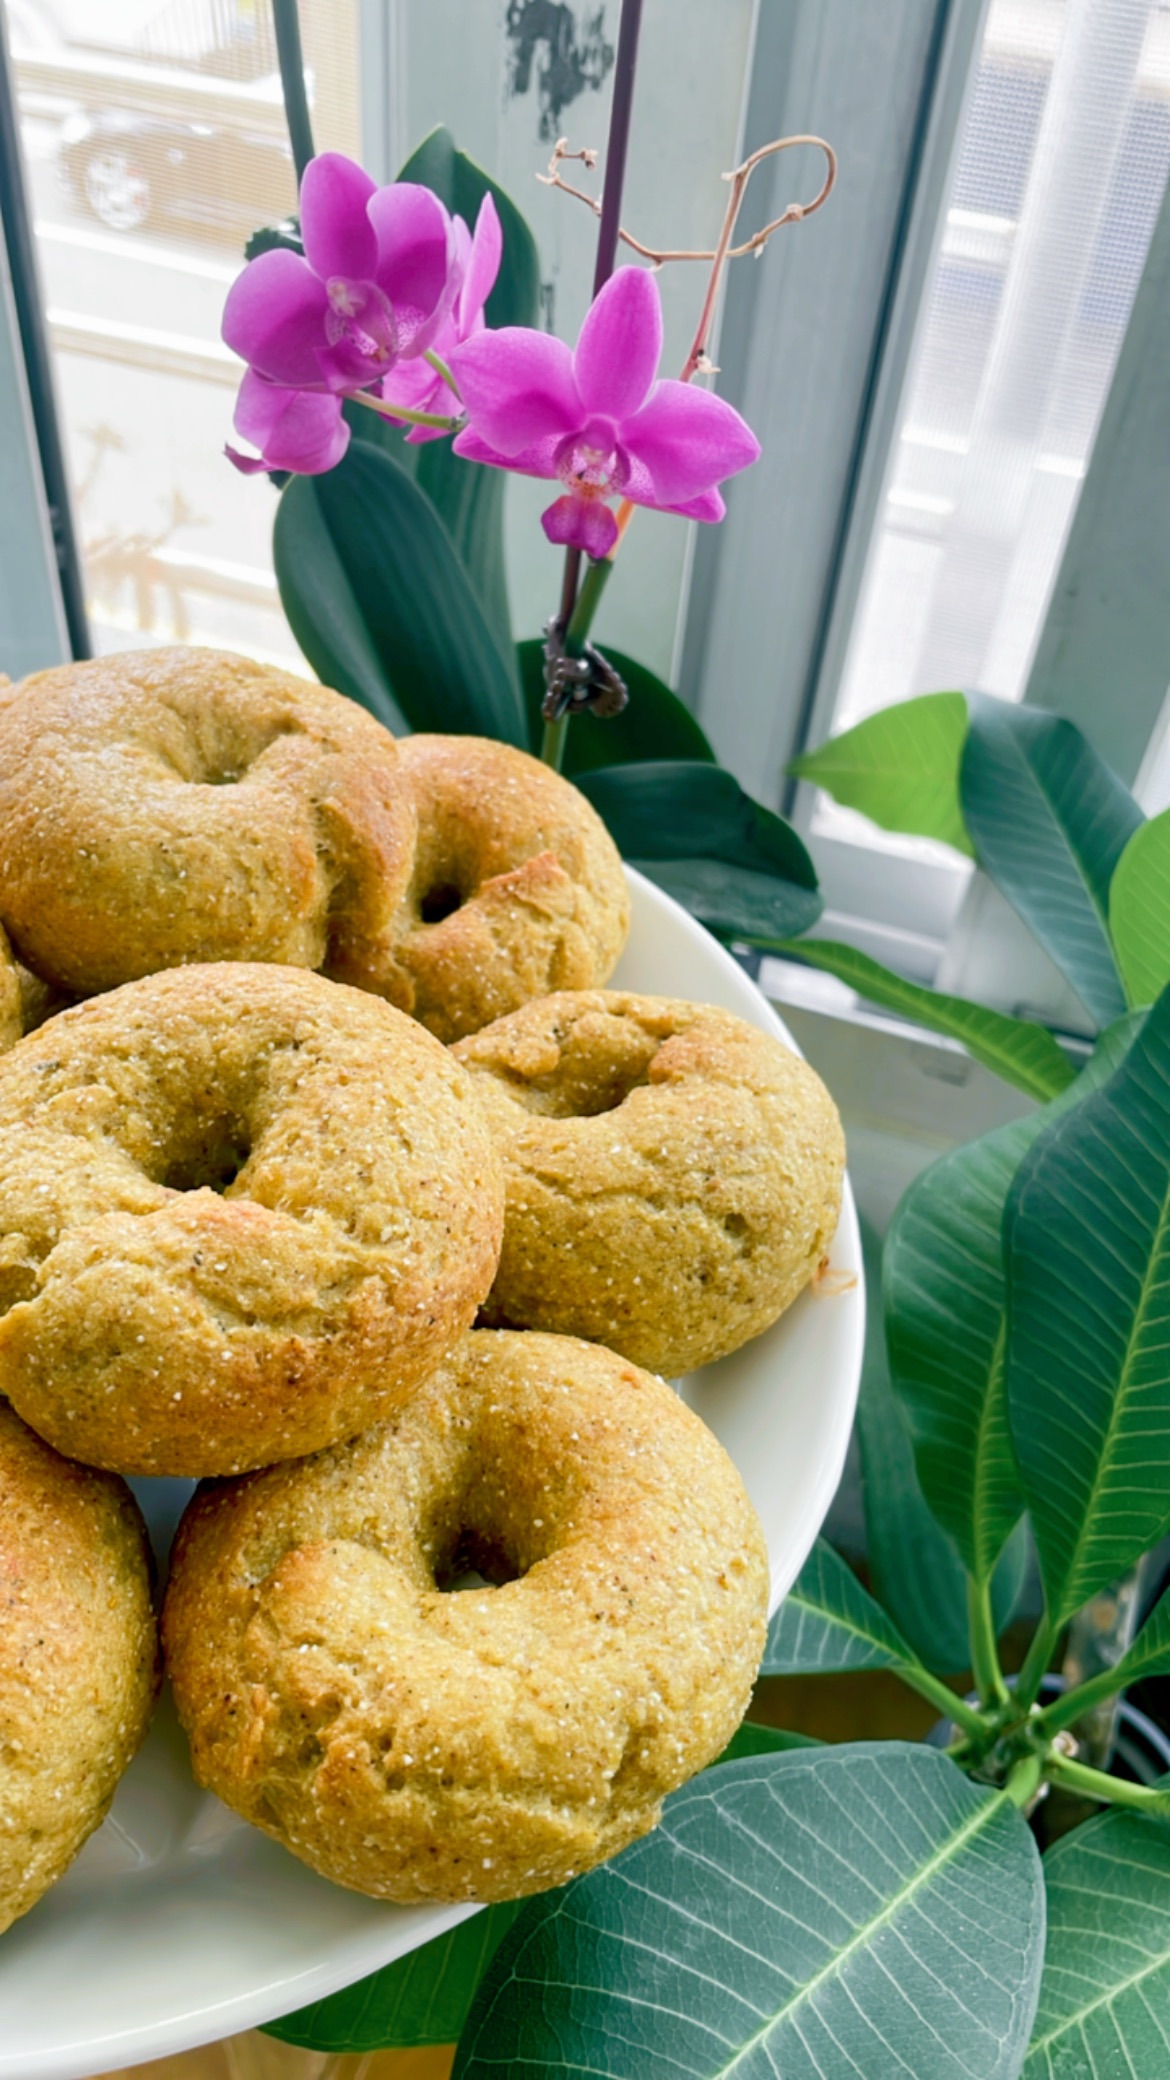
[0,647,416,997]
[369,736,629,1042]
[0,964,503,1476]
[0,925,20,1053]
[453,991,845,1375]
[163,1329,768,1904]
[0,1400,158,1934]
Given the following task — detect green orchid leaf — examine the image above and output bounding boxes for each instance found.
[790,690,973,854]
[960,697,1141,1026]
[264,1902,525,2053]
[858,1219,1024,1670]
[1109,807,1170,1009]
[887,1016,1144,1591]
[275,440,528,745]
[1025,1806,1170,2078]
[1006,982,1170,1623]
[455,1748,1045,2080]
[761,1536,921,1675]
[577,760,822,942]
[396,126,541,332]
[772,938,1075,1101]
[516,638,716,771]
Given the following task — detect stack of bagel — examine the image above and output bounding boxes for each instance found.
[0,646,844,1928]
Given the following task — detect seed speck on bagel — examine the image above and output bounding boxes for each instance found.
[0,964,504,1477]
[0,647,417,997]
[0,1401,158,1934]
[454,990,845,1376]
[163,1329,768,1904]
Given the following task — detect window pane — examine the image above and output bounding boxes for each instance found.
[830,0,1170,734]
[7,0,358,665]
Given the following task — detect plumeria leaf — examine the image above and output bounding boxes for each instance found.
[770,938,1075,1101]
[516,638,715,771]
[857,1218,1024,1671]
[1006,982,1170,1624]
[454,1748,1045,2080]
[264,1903,525,2053]
[1109,807,1170,1009]
[715,1721,822,1763]
[888,1015,1144,1591]
[1024,1806,1170,2079]
[576,760,822,942]
[1091,1579,1170,1696]
[761,1537,922,1676]
[790,691,973,854]
[275,439,528,744]
[960,696,1141,1026]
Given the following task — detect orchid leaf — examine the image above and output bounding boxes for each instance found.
[1024,1806,1170,2078]
[396,126,541,333]
[455,1748,1045,2080]
[888,1015,1143,1592]
[771,938,1075,1100]
[790,691,973,854]
[1110,807,1170,1009]
[275,440,528,745]
[1006,982,1170,1623]
[960,697,1140,1025]
[516,638,715,771]
[577,760,822,942]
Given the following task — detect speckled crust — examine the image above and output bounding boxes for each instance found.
[0,647,417,997]
[0,964,504,1477]
[362,736,629,1043]
[163,1328,768,1904]
[453,991,845,1376]
[0,1400,158,1935]
[0,926,21,1054]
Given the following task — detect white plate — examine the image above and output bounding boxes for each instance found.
[0,869,864,2080]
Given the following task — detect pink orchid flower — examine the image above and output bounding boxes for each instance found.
[223,151,470,476]
[377,194,502,443]
[448,265,760,558]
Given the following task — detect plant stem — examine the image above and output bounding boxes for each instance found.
[1046,1754,1170,1818]
[424,348,460,397]
[539,558,615,770]
[1035,1663,1136,1740]
[272,0,315,188]
[894,1663,987,1742]
[1015,1614,1059,1711]
[968,1576,1010,1706]
[346,390,461,433]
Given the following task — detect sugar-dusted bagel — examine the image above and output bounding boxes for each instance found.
[370,736,629,1042]
[0,647,416,997]
[163,1329,768,1904]
[0,964,503,1476]
[0,1401,157,1934]
[454,991,845,1375]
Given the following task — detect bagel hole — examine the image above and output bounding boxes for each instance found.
[419,880,466,926]
[434,1526,521,1592]
[161,1121,252,1194]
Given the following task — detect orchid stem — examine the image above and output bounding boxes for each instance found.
[540,557,614,771]
[272,0,315,188]
[347,390,462,433]
[424,348,460,398]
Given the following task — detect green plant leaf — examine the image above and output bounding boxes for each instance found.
[455,1747,1045,2080]
[274,440,528,745]
[772,938,1075,1100]
[1024,1806,1170,2079]
[715,1721,822,1763]
[1006,981,1170,1624]
[857,1219,1024,1670]
[1093,1579,1170,1696]
[576,761,822,941]
[790,690,973,854]
[264,1902,525,2053]
[396,126,541,333]
[1110,807,1170,1009]
[761,1536,921,1675]
[887,1016,1146,1591]
[960,697,1141,1026]
[516,638,715,771]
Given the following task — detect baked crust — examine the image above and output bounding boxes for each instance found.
[0,647,416,996]
[163,1328,768,1904]
[454,990,845,1374]
[0,964,503,1476]
[366,736,629,1042]
[0,1401,158,1934]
